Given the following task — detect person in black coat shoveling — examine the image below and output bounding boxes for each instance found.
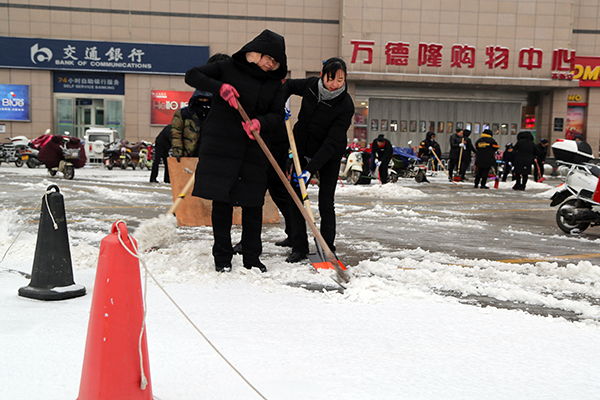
[149,124,172,183]
[448,128,465,181]
[185,29,287,273]
[282,57,354,263]
[473,129,499,189]
[370,134,393,183]
[458,129,476,181]
[512,131,536,190]
[418,131,442,171]
[501,142,515,182]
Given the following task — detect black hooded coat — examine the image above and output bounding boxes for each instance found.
[185,30,287,207]
[513,131,536,175]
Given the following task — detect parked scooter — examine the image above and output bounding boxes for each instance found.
[550,139,600,234]
[103,139,131,170]
[339,147,371,184]
[0,139,22,167]
[391,146,427,183]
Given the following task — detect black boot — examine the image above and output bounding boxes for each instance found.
[285,252,308,263]
[243,261,267,273]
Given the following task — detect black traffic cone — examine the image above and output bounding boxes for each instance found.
[18,185,86,301]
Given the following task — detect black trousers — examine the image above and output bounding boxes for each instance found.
[459,157,471,178]
[149,144,170,183]
[474,166,490,187]
[211,201,263,267]
[448,157,459,178]
[289,158,340,254]
[515,174,529,188]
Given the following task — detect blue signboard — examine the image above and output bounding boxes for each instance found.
[0,84,30,121]
[0,37,209,75]
[53,71,125,95]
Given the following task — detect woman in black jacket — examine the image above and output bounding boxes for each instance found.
[185,30,287,273]
[512,131,536,190]
[370,134,394,183]
[283,57,354,263]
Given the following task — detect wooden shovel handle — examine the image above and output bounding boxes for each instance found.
[168,173,195,215]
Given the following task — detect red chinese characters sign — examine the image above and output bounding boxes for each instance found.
[350,40,553,72]
[150,90,193,125]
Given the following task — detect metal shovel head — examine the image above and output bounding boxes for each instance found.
[307,253,347,271]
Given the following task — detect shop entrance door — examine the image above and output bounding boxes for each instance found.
[74,98,105,138]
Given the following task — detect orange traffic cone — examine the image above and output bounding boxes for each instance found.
[77,221,153,400]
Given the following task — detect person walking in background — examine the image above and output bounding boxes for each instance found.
[448,128,464,181]
[533,138,549,182]
[512,131,536,190]
[473,129,499,189]
[282,57,354,263]
[501,142,515,182]
[149,124,172,183]
[370,134,393,183]
[185,30,287,273]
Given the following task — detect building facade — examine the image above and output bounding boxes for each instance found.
[1,0,599,156]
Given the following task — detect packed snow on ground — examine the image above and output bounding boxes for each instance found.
[1,167,599,400]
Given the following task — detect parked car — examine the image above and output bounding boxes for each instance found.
[83,127,119,164]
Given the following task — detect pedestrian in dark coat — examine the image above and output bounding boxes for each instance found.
[185,29,287,273]
[533,138,549,182]
[447,128,465,181]
[458,129,476,181]
[512,131,536,190]
[149,124,172,183]
[370,134,394,183]
[282,57,354,262]
[473,129,499,189]
[418,131,442,170]
[38,135,65,169]
[501,142,515,182]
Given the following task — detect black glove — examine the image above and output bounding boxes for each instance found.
[176,155,181,163]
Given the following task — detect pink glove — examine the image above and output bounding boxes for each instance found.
[241,119,260,140]
[219,83,239,109]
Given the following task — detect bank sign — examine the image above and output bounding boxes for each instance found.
[0,37,209,75]
[0,84,30,121]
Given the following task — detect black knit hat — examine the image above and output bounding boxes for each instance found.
[483,129,493,136]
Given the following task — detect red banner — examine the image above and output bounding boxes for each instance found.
[573,56,600,87]
[150,90,194,125]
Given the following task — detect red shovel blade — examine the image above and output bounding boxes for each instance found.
[537,177,546,183]
[307,254,347,271]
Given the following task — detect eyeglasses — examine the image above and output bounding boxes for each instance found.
[262,54,276,64]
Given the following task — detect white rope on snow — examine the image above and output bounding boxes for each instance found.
[114,221,268,400]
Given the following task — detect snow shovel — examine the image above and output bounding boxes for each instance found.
[534,159,546,183]
[431,149,450,179]
[236,100,349,284]
[285,116,347,273]
[453,141,464,182]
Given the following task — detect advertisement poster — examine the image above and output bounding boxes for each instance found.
[566,106,585,139]
[0,84,30,121]
[151,90,193,125]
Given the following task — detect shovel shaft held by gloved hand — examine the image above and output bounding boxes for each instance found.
[431,149,450,178]
[235,99,349,283]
